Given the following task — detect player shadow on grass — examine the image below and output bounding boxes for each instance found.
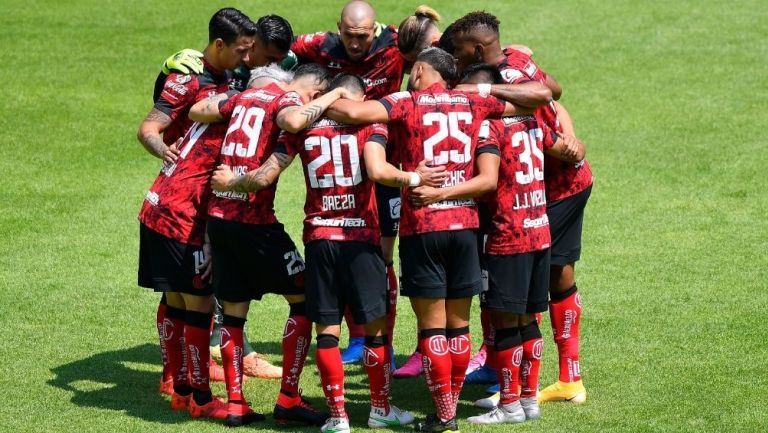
[47,343,202,424]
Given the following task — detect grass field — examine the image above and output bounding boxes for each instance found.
[2,0,767,432]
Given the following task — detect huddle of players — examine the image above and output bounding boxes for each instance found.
[137,3,592,433]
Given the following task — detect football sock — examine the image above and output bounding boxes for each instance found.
[446,326,471,407]
[494,327,522,405]
[550,285,582,382]
[385,263,398,360]
[156,295,172,383]
[316,334,346,418]
[520,321,543,398]
[165,305,190,394]
[280,302,311,399]
[221,315,246,403]
[419,328,453,422]
[480,308,496,369]
[363,335,391,411]
[185,310,213,400]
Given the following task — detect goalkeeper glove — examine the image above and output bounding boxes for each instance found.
[280,50,298,71]
[161,49,204,75]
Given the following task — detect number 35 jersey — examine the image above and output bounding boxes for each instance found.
[480,116,555,255]
[379,83,506,236]
[207,83,302,225]
[277,120,389,245]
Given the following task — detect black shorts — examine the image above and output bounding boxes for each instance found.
[375,183,401,238]
[547,185,592,266]
[138,223,212,295]
[207,218,305,303]
[399,230,483,299]
[483,250,550,314]
[305,240,388,326]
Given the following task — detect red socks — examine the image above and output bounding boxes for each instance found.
[520,321,543,398]
[447,327,471,405]
[550,286,582,382]
[494,327,522,405]
[156,297,172,383]
[316,334,346,418]
[281,302,312,399]
[185,310,213,395]
[221,315,246,403]
[164,305,189,392]
[419,329,454,422]
[363,336,391,411]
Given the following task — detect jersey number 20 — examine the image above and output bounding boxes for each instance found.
[305,134,362,188]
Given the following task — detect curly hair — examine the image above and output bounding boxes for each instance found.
[450,11,500,38]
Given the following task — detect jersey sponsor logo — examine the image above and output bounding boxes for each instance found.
[523,61,538,77]
[501,68,524,83]
[363,77,388,88]
[213,190,248,201]
[523,214,549,229]
[502,115,535,125]
[427,198,475,209]
[417,94,469,105]
[145,191,160,206]
[388,197,401,219]
[175,74,192,84]
[164,81,189,95]
[387,91,410,101]
[327,61,343,69]
[310,216,367,227]
[242,90,278,102]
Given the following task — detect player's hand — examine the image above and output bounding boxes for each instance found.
[211,164,235,191]
[162,138,182,165]
[335,87,364,102]
[280,50,298,71]
[557,132,583,160]
[415,160,448,187]
[409,186,445,206]
[199,241,213,283]
[161,49,204,75]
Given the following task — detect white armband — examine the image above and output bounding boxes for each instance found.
[408,172,421,187]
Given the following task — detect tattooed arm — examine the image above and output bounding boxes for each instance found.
[137,108,178,163]
[188,93,230,123]
[276,87,357,133]
[210,152,295,193]
[363,141,448,188]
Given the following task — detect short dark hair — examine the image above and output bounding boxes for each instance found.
[437,22,456,54]
[328,73,366,96]
[416,47,457,82]
[293,63,330,88]
[451,11,500,39]
[460,63,502,84]
[255,15,294,52]
[209,8,258,44]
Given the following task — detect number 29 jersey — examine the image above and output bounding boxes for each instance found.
[378,83,506,236]
[278,120,389,245]
[206,83,302,225]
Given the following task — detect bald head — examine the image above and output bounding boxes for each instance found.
[340,1,376,25]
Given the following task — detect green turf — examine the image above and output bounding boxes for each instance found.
[1,0,766,432]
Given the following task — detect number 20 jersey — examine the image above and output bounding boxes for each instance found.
[379,83,506,236]
[278,120,389,245]
[206,83,302,225]
[480,116,555,255]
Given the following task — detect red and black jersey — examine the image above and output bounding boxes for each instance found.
[379,83,506,236]
[291,26,405,100]
[207,83,302,225]
[480,116,554,255]
[278,120,389,245]
[496,48,593,201]
[138,121,228,246]
[153,60,230,145]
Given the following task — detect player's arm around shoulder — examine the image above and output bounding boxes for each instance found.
[326,99,391,125]
[211,151,295,193]
[362,128,448,188]
[276,87,355,133]
[188,92,231,123]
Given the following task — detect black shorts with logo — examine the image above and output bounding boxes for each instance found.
[305,240,388,326]
[483,249,550,314]
[547,185,592,266]
[138,223,212,295]
[375,183,401,238]
[207,218,305,303]
[399,230,483,299]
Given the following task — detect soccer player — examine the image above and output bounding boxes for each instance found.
[209,73,450,433]
[290,0,407,365]
[451,11,594,404]
[326,47,551,432]
[136,6,255,401]
[187,63,346,427]
[453,65,584,425]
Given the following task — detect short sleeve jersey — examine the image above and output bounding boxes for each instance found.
[278,120,389,245]
[379,83,506,236]
[497,48,593,201]
[480,116,555,255]
[153,60,230,145]
[206,83,302,224]
[291,26,406,100]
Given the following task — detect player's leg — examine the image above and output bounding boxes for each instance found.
[541,186,590,403]
[445,297,472,408]
[164,291,192,410]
